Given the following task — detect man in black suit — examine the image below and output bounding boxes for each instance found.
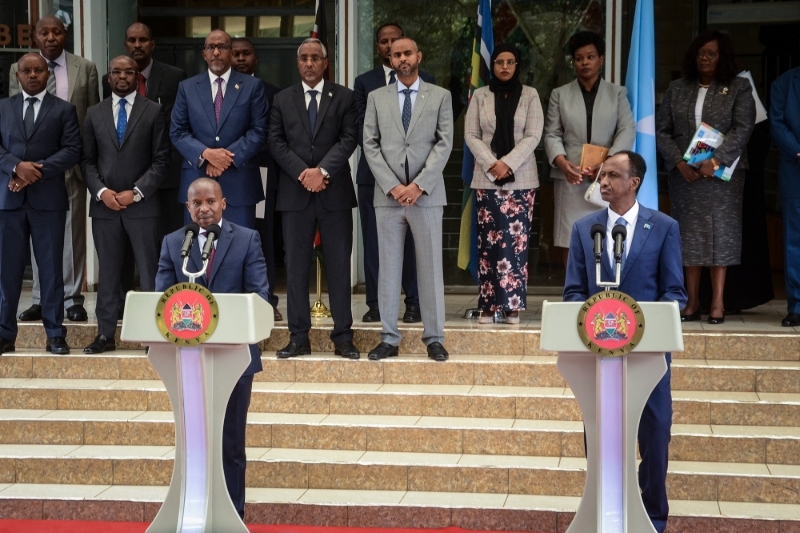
[82,56,170,354]
[353,22,434,324]
[0,54,81,354]
[231,37,282,322]
[268,38,359,359]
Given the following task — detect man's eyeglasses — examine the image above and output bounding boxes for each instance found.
[204,44,231,52]
[19,68,47,76]
[110,69,137,77]
[298,55,325,63]
[493,59,517,67]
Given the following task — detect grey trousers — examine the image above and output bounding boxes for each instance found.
[375,204,445,346]
[31,169,86,309]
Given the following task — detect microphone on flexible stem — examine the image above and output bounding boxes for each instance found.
[612,224,627,263]
[590,223,605,262]
[201,224,221,261]
[180,223,200,258]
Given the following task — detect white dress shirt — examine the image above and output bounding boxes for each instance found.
[396,77,420,114]
[301,80,324,109]
[40,50,68,101]
[208,68,232,101]
[198,219,223,250]
[382,65,396,86]
[606,201,639,266]
[20,88,46,122]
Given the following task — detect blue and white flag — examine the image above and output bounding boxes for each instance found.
[625,0,658,210]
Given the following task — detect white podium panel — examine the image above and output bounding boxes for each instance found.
[541,300,682,533]
[121,292,273,533]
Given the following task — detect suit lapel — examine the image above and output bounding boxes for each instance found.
[569,80,588,143]
[207,223,233,286]
[29,94,56,138]
[146,61,163,102]
[701,80,718,125]
[12,95,25,138]
[386,85,405,137]
[312,81,334,139]
[619,206,654,285]
[120,94,146,146]
[66,52,78,104]
[216,71,243,131]
[194,74,217,130]
[292,85,313,138]
[100,98,119,148]
[405,80,430,138]
[372,67,387,89]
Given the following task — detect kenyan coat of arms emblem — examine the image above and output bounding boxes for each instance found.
[155,283,219,345]
[576,290,645,356]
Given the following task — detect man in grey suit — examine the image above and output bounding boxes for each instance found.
[81,56,169,354]
[10,15,100,323]
[363,37,453,362]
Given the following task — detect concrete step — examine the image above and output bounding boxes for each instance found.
[0,483,798,532]
[0,411,797,465]
[1,377,799,427]
[1,445,799,504]
[2,351,800,393]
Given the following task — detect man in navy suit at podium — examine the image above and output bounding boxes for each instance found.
[562,151,687,533]
[155,177,268,519]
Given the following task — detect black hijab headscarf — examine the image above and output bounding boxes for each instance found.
[488,43,523,164]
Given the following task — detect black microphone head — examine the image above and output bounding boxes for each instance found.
[184,222,200,236]
[204,223,221,239]
[590,224,606,239]
[612,224,627,240]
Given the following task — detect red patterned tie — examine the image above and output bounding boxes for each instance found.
[137,73,146,97]
[214,77,224,124]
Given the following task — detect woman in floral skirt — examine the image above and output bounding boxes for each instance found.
[464,43,544,324]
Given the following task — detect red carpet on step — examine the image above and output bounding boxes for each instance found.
[0,521,537,533]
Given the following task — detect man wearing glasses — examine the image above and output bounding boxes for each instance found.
[170,29,268,229]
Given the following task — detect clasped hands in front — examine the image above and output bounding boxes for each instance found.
[100,189,137,211]
[298,167,329,193]
[488,160,512,181]
[390,182,423,206]
[202,147,235,178]
[9,161,44,192]
[554,155,600,185]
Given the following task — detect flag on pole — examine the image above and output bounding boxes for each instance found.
[625,0,658,210]
[457,0,494,283]
[311,0,331,82]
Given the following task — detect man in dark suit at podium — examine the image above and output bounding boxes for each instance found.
[562,151,687,533]
[155,178,268,519]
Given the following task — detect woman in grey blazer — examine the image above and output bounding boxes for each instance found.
[544,31,635,265]
[656,30,755,324]
[465,43,544,324]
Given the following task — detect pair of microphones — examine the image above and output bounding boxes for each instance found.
[591,223,627,289]
[180,222,220,262]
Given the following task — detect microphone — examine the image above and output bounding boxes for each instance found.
[180,223,200,258]
[590,223,605,262]
[612,224,627,263]
[201,224,221,261]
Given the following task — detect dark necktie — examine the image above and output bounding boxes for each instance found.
[46,61,57,95]
[137,73,147,97]
[401,88,413,133]
[214,77,224,124]
[117,99,128,145]
[201,231,216,278]
[23,97,37,137]
[307,90,319,132]
[388,70,396,85]
[615,217,627,270]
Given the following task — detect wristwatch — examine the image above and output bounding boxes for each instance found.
[133,190,142,203]
[710,158,720,172]
[319,167,330,179]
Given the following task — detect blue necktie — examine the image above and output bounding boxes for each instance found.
[388,70,396,85]
[117,99,128,145]
[616,217,627,270]
[307,90,319,133]
[401,88,413,133]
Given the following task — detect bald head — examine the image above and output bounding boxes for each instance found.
[186,178,226,228]
[35,15,67,61]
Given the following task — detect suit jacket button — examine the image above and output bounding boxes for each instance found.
[400,162,404,166]
[215,136,220,141]
[406,143,409,147]
[311,145,315,150]
[118,154,123,159]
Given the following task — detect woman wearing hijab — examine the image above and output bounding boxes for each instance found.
[544,31,635,266]
[464,43,544,324]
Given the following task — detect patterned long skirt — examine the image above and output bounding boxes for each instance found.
[475,188,536,312]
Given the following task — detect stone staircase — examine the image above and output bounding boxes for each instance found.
[0,322,799,532]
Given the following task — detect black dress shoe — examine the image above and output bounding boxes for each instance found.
[680,309,701,322]
[276,340,311,359]
[427,342,449,361]
[402,304,422,323]
[84,335,116,354]
[46,337,70,355]
[273,307,283,322]
[362,308,381,322]
[782,313,800,327]
[0,336,15,354]
[368,342,398,360]
[334,341,360,360]
[707,314,725,325]
[66,305,88,322]
[18,305,42,321]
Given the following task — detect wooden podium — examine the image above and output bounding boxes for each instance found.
[121,292,273,533]
[540,300,683,533]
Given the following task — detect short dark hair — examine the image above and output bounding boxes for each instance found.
[375,22,403,41]
[568,31,605,58]
[231,37,253,47]
[127,22,154,40]
[612,150,646,193]
[683,29,740,83]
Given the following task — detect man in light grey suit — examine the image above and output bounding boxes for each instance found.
[363,37,453,362]
[10,15,100,323]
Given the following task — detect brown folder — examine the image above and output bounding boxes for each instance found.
[580,144,610,171]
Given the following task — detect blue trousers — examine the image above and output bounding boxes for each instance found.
[783,198,800,314]
[222,373,254,519]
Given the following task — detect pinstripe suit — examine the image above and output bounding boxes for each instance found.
[363,79,453,346]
